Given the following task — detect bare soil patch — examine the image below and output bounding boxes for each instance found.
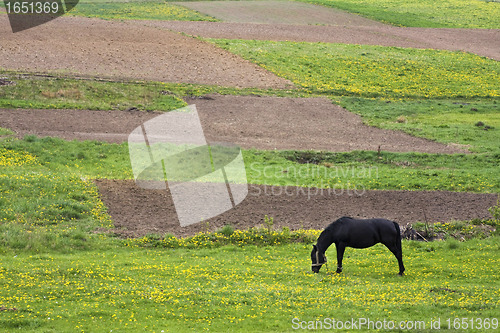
[95,179,497,238]
[191,95,465,153]
[0,95,464,153]
[0,16,291,89]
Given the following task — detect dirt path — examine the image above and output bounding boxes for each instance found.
[148,0,500,60]
[174,0,386,27]
[0,15,291,88]
[0,95,465,153]
[96,179,497,237]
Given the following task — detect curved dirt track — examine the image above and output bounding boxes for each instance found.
[163,0,500,60]
[174,0,386,27]
[0,95,465,153]
[96,180,497,237]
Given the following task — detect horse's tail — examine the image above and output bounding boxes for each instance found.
[393,222,402,252]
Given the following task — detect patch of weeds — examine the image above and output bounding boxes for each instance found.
[125,227,320,249]
[0,72,186,111]
[0,127,14,137]
[412,219,499,241]
[446,238,460,249]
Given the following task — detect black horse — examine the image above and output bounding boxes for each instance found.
[311,217,405,275]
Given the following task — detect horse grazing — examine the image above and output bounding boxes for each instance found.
[311,217,405,275]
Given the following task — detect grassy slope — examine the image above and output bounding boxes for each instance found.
[2,136,499,193]
[337,98,500,153]
[0,76,186,111]
[69,0,218,21]
[211,39,500,99]
[299,0,500,28]
[0,238,499,332]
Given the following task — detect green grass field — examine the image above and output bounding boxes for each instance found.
[211,39,500,99]
[300,0,500,28]
[68,0,217,21]
[1,135,499,194]
[0,238,499,332]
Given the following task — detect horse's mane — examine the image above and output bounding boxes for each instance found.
[317,217,353,251]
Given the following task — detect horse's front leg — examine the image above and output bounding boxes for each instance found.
[336,243,346,273]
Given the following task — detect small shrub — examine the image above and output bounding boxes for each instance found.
[23,135,38,143]
[488,195,500,223]
[218,225,234,236]
[446,238,460,249]
[264,215,274,233]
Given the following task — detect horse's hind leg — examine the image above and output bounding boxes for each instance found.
[384,242,405,276]
[336,243,346,273]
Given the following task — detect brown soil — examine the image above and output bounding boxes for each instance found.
[0,108,157,143]
[190,95,465,153]
[0,16,292,89]
[96,179,497,238]
[0,95,465,153]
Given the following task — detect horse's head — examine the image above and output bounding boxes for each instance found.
[311,244,327,273]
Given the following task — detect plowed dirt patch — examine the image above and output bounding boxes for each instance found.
[0,95,464,153]
[190,95,465,153]
[95,179,497,237]
[0,16,291,88]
